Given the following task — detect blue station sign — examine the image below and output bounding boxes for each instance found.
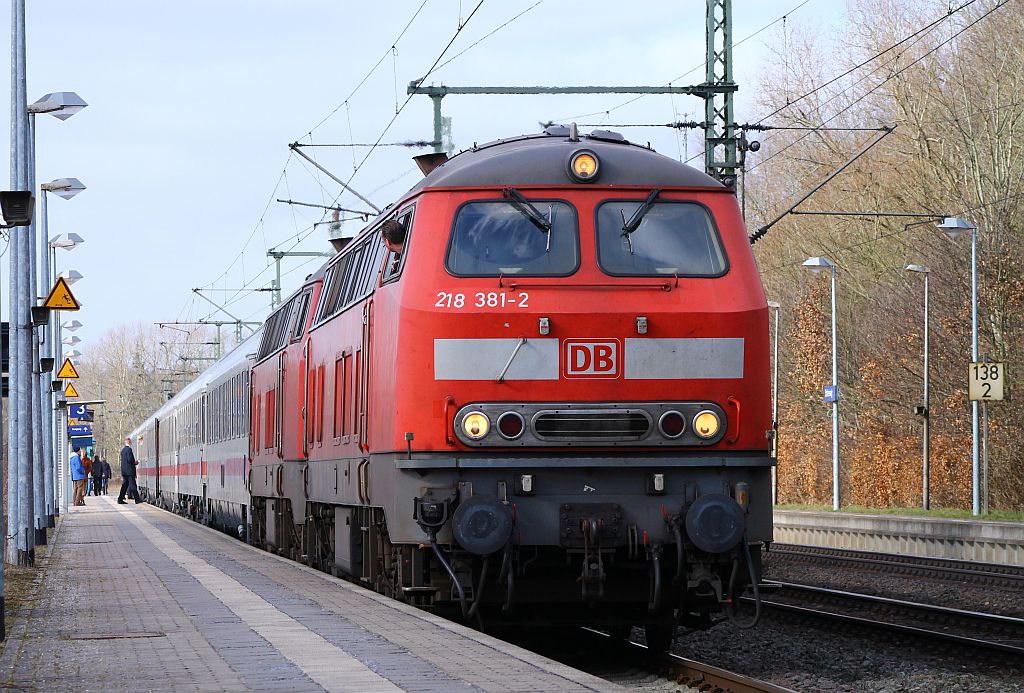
[68,424,92,436]
[70,435,95,448]
[69,403,93,420]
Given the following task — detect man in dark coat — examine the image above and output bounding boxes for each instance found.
[90,455,104,495]
[101,457,112,494]
[118,436,142,504]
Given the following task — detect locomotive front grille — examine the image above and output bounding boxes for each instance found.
[533,410,651,441]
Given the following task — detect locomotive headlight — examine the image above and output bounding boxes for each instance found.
[462,412,490,440]
[568,149,600,182]
[692,410,721,439]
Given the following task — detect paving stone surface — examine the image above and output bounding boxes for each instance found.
[0,496,622,692]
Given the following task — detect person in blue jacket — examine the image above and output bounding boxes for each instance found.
[70,446,87,506]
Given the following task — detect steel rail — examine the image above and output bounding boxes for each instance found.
[770,544,1024,586]
[749,582,1024,657]
[580,628,796,693]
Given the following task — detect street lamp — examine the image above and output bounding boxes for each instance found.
[58,269,83,285]
[905,264,930,510]
[802,256,840,511]
[936,216,980,515]
[62,320,83,331]
[47,227,85,518]
[27,95,87,536]
[64,349,82,359]
[28,92,87,121]
[62,335,81,347]
[766,299,781,504]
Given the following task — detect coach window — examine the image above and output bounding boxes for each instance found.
[445,200,578,277]
[596,200,727,277]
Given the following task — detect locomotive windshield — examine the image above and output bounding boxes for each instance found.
[446,200,578,277]
[596,201,727,277]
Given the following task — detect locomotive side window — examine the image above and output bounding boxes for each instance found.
[382,210,413,284]
[290,291,311,342]
[445,200,578,277]
[596,201,727,277]
[257,298,297,361]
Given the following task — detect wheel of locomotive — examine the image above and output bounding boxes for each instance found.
[644,624,676,653]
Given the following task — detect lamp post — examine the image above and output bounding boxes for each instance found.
[49,234,85,514]
[22,92,87,550]
[39,180,85,524]
[936,216,980,515]
[802,256,840,511]
[905,264,930,509]
[766,299,781,504]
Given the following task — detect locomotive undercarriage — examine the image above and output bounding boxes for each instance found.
[245,454,770,644]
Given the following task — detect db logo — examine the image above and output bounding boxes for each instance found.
[563,339,620,379]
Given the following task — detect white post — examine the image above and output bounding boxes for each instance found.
[971,225,980,515]
[830,264,840,511]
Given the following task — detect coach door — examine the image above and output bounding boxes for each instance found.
[154,418,161,497]
[358,300,373,450]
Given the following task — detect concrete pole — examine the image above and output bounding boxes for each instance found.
[28,114,46,547]
[40,192,54,524]
[10,0,35,566]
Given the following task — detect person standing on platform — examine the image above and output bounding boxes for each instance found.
[83,451,94,496]
[118,437,142,504]
[102,457,112,495]
[70,446,87,506]
[91,455,104,496]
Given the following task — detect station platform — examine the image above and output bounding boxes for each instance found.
[0,496,621,692]
[774,508,1024,565]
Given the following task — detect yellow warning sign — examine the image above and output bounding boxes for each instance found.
[43,276,80,311]
[64,382,80,398]
[56,358,80,379]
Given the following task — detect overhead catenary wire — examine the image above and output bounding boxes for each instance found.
[743,0,1009,176]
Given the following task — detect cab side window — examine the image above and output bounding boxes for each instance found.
[382,210,414,284]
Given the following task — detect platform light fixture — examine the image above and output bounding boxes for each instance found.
[935,216,980,515]
[905,264,930,510]
[28,91,87,121]
[58,269,83,285]
[802,256,840,511]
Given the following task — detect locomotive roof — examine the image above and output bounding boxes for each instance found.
[408,127,724,192]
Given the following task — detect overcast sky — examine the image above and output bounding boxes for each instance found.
[2,0,847,354]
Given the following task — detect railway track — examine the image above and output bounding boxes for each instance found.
[507,627,795,692]
[752,581,1024,657]
[769,543,1024,588]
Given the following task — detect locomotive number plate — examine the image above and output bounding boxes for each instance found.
[434,291,530,309]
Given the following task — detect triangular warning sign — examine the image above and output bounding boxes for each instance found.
[43,276,80,311]
[56,358,80,379]
[64,382,80,398]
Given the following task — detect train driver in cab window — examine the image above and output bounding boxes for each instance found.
[381,218,407,280]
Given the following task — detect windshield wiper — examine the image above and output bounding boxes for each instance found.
[621,188,661,254]
[503,187,553,233]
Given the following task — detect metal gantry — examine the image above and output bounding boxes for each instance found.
[703,0,737,181]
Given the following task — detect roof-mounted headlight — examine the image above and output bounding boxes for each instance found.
[568,149,600,182]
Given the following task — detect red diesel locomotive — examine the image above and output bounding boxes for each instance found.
[134,125,772,648]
